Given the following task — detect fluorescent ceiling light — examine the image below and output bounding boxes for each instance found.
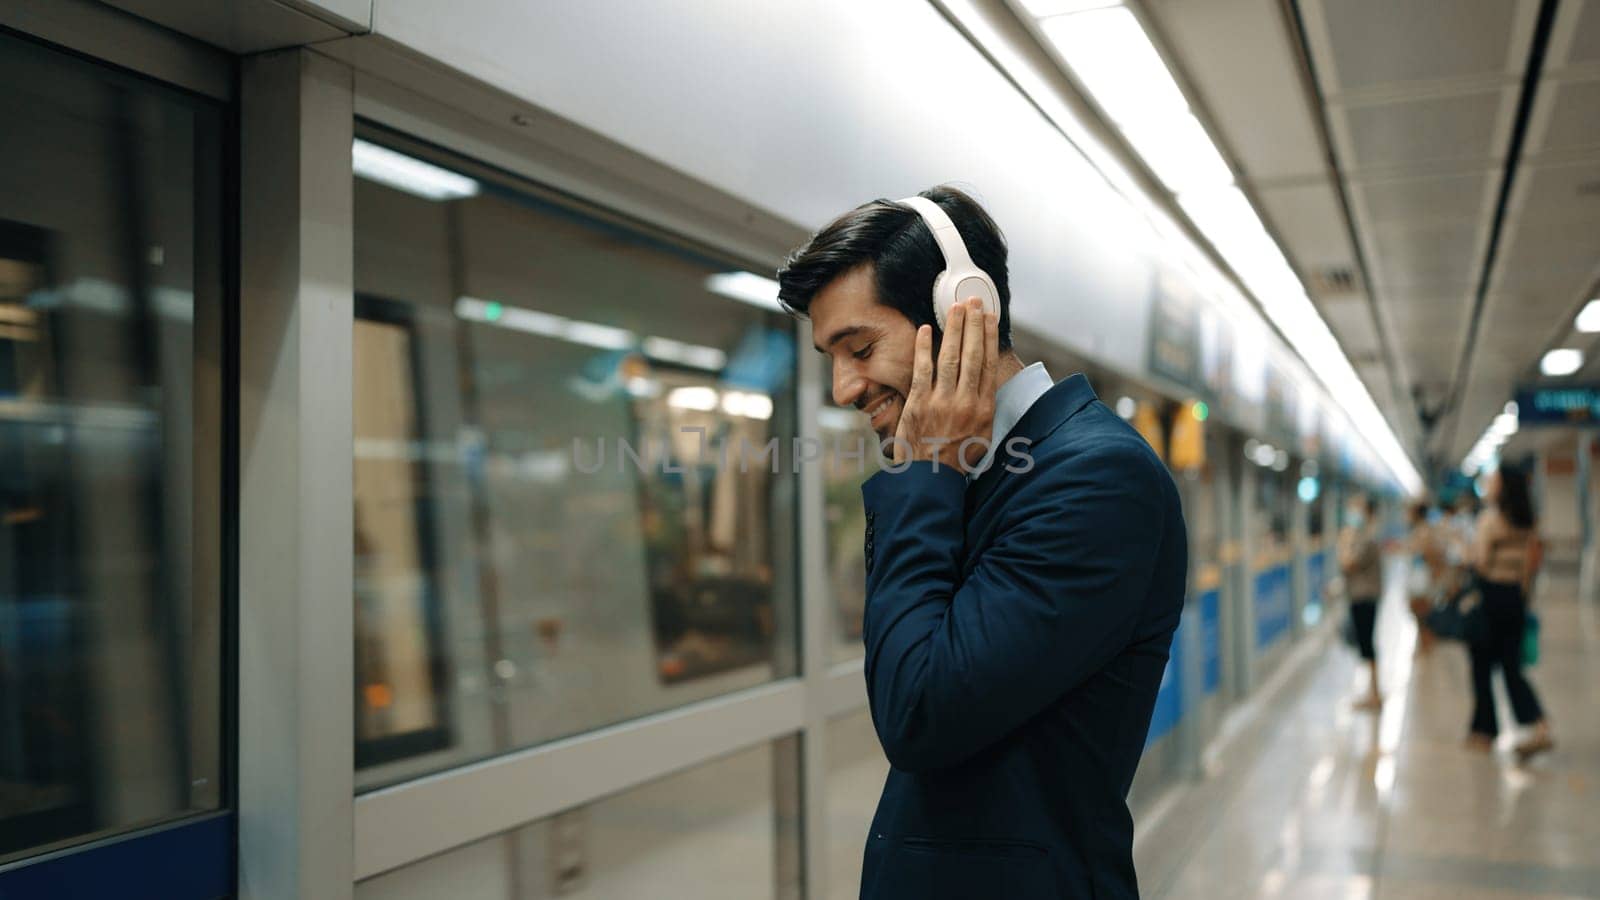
[563,321,635,351]
[353,139,479,201]
[1541,348,1583,376]
[456,296,639,351]
[667,386,719,412]
[1492,413,1518,436]
[706,272,784,313]
[1120,114,1233,193]
[642,336,727,371]
[818,407,861,432]
[625,376,662,398]
[1577,299,1600,333]
[721,390,774,420]
[1040,7,1188,125]
[1021,0,1121,17]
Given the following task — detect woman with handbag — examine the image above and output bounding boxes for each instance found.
[1466,465,1553,760]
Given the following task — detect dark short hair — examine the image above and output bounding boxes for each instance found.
[1495,464,1536,530]
[776,185,1012,350]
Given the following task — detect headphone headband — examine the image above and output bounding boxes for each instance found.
[897,194,1000,330]
[897,196,979,271]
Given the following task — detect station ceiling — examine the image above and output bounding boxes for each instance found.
[1119,0,1600,475]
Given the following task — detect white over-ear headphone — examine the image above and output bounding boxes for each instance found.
[897,195,1000,331]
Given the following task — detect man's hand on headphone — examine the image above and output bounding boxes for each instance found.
[892,297,999,473]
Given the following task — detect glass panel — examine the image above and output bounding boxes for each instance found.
[352,135,800,789]
[354,737,803,900]
[0,33,224,863]
[825,709,888,900]
[818,369,882,662]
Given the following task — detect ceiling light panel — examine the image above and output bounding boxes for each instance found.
[1576,299,1600,333]
[1120,114,1234,193]
[1040,8,1189,126]
[353,139,479,201]
[1542,348,1583,376]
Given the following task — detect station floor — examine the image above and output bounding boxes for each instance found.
[1134,565,1600,900]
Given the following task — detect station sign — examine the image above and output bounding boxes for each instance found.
[1515,385,1600,426]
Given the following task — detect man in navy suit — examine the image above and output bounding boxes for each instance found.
[778,187,1186,899]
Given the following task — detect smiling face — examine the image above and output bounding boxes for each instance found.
[809,264,921,443]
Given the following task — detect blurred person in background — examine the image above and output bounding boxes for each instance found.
[1339,494,1383,710]
[1406,502,1446,656]
[1446,492,1478,574]
[1465,465,1552,759]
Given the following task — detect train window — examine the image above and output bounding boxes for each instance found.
[0,33,225,863]
[351,132,799,789]
[354,737,803,899]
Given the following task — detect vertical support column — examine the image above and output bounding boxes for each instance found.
[1286,474,1299,634]
[1176,477,1205,778]
[1217,439,1243,704]
[1235,463,1258,698]
[238,49,354,900]
[1577,434,1596,604]
[795,332,830,899]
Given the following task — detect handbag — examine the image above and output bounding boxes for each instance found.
[1522,611,1540,667]
[1426,579,1487,646]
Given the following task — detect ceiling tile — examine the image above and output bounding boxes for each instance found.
[1350,171,1497,225]
[1533,79,1600,153]
[1490,221,1600,296]
[1366,221,1482,287]
[1318,294,1381,354]
[1254,181,1358,275]
[1319,0,1525,91]
[1509,160,1600,225]
[1388,301,1467,332]
[1567,0,1600,65]
[1342,90,1507,170]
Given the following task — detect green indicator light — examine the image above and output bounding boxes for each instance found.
[1192,401,1209,422]
[484,301,504,322]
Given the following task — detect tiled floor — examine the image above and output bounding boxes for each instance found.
[1138,564,1600,900]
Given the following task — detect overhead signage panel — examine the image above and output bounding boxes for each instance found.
[1515,385,1600,426]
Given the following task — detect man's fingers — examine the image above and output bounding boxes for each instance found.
[936,303,964,391]
[909,324,933,400]
[958,297,986,396]
[979,309,999,400]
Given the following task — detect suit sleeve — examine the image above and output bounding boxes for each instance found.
[859,445,1166,774]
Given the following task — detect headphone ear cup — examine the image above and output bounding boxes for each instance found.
[930,271,951,331]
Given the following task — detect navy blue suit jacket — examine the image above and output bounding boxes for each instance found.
[857,374,1186,899]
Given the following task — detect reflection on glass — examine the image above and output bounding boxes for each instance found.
[820,393,880,663]
[826,710,888,900]
[352,138,798,788]
[354,298,452,767]
[0,34,223,864]
[355,738,803,900]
